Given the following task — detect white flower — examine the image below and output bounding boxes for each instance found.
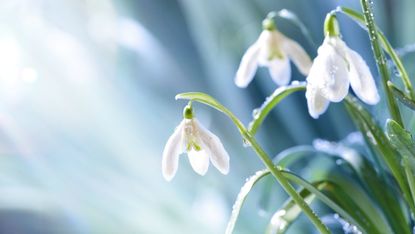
[162,118,230,181]
[235,19,312,88]
[306,36,380,119]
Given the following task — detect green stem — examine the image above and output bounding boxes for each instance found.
[242,132,330,234]
[176,92,330,233]
[360,0,403,126]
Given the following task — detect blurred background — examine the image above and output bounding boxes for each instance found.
[0,0,414,233]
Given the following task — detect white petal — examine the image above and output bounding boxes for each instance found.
[346,48,380,105]
[257,30,279,66]
[235,42,260,88]
[282,37,312,75]
[310,40,349,102]
[188,149,210,176]
[196,120,230,175]
[162,121,185,181]
[305,83,330,119]
[267,57,291,86]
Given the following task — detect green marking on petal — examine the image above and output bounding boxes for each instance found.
[268,50,284,60]
[187,141,202,152]
[183,103,194,119]
[324,12,340,37]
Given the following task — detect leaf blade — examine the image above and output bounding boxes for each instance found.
[225,169,269,234]
[266,181,327,234]
[344,96,415,218]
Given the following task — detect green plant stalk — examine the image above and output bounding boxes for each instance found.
[243,133,330,234]
[248,84,306,135]
[359,0,403,126]
[176,93,329,234]
[338,6,415,100]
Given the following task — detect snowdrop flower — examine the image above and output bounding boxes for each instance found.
[162,104,230,181]
[306,13,380,119]
[235,12,312,88]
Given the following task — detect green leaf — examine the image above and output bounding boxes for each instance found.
[230,166,390,234]
[176,92,246,133]
[266,182,327,234]
[386,119,415,212]
[275,145,404,234]
[248,83,306,135]
[388,81,415,111]
[386,119,415,155]
[225,170,269,234]
[232,169,366,233]
[344,96,415,216]
[282,171,379,234]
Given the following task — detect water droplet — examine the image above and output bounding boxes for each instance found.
[366,131,377,145]
[291,80,300,85]
[333,214,362,234]
[258,209,267,217]
[252,108,260,119]
[242,138,251,147]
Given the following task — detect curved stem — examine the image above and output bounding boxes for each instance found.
[248,83,306,135]
[242,132,330,234]
[359,0,403,126]
[176,93,329,233]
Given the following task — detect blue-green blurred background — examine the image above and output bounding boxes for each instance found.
[0,0,414,233]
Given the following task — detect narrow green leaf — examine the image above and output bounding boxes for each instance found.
[344,96,415,215]
[403,156,415,211]
[232,169,366,233]
[176,92,246,133]
[266,182,327,234]
[231,167,387,234]
[386,119,415,211]
[344,96,404,186]
[225,169,269,234]
[386,119,415,155]
[275,144,410,234]
[388,81,415,111]
[281,171,374,234]
[248,83,306,135]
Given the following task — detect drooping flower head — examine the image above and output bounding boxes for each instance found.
[162,104,230,181]
[306,12,380,119]
[235,12,312,88]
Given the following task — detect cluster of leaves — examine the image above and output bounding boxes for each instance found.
[175,2,415,234]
